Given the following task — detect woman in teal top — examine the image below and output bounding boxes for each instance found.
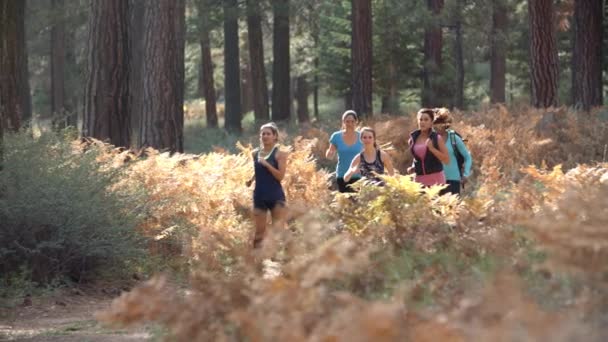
[325,110,363,192]
[433,109,472,195]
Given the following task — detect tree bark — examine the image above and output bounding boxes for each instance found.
[64,17,78,127]
[83,0,130,147]
[0,0,30,130]
[51,0,66,127]
[295,76,310,124]
[240,59,254,115]
[453,0,465,109]
[377,0,398,115]
[490,0,507,104]
[16,0,31,125]
[528,0,559,108]
[246,0,269,124]
[223,0,242,133]
[380,59,399,115]
[422,0,444,108]
[129,0,145,142]
[572,0,603,111]
[351,0,373,118]
[195,0,218,128]
[271,0,290,122]
[313,33,320,120]
[139,0,185,152]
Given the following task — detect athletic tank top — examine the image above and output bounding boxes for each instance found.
[253,146,286,201]
[359,149,385,184]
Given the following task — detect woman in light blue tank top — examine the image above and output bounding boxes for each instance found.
[325,110,364,192]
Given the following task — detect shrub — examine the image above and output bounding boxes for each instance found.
[0,132,145,283]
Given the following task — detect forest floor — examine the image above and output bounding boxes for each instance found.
[0,286,153,342]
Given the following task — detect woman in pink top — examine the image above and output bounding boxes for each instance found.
[407,108,450,187]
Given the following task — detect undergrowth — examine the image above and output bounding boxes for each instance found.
[2,106,608,341]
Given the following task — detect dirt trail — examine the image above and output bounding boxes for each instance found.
[0,289,151,342]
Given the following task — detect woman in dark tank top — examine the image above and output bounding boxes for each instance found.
[344,127,395,186]
[245,122,288,249]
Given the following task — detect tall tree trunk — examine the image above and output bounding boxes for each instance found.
[289,75,296,121]
[313,35,320,120]
[139,0,185,152]
[380,59,399,115]
[295,76,310,124]
[64,22,78,126]
[313,67,319,120]
[223,0,242,133]
[351,0,373,118]
[271,0,290,122]
[311,10,320,120]
[0,0,30,130]
[422,0,444,108]
[83,0,130,147]
[453,0,465,109]
[528,0,559,108]
[0,0,7,168]
[196,0,218,128]
[378,0,398,115]
[246,0,269,124]
[490,0,507,104]
[51,0,67,127]
[344,92,353,111]
[572,0,603,111]
[240,61,254,114]
[16,0,31,125]
[129,0,144,142]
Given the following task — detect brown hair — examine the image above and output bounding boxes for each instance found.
[341,110,358,129]
[260,122,279,142]
[360,126,378,148]
[417,108,436,121]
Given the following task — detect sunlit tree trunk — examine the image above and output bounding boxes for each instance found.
[453,0,464,109]
[572,0,603,111]
[380,60,399,115]
[295,76,310,124]
[421,0,444,108]
[528,0,559,108]
[0,0,30,130]
[51,0,67,127]
[490,0,507,104]
[195,0,218,128]
[139,0,185,152]
[271,0,290,122]
[246,0,269,124]
[83,0,130,147]
[223,0,242,133]
[351,0,373,118]
[129,0,144,142]
[240,54,254,115]
[313,30,320,120]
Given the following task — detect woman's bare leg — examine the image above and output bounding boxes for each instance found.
[253,209,267,248]
[270,203,287,230]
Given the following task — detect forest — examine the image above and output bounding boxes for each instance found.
[1,0,608,341]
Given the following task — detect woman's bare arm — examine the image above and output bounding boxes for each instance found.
[344,154,361,182]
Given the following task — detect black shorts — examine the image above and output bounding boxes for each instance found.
[253,199,286,211]
[440,180,461,196]
[336,177,360,193]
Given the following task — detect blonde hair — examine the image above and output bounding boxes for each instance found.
[432,107,452,128]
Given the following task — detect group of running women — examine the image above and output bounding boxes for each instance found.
[247,108,472,248]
